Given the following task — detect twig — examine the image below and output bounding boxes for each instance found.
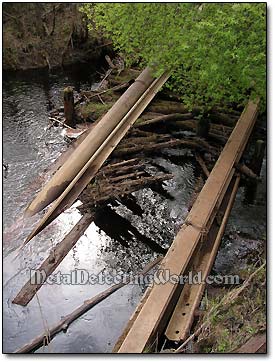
[98,68,112,89]
[97,94,105,105]
[86,82,129,100]
[48,117,74,130]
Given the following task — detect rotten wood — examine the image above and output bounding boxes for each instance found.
[235,163,259,180]
[80,174,173,210]
[135,113,193,128]
[63,86,75,128]
[232,333,266,353]
[113,138,214,158]
[146,100,190,114]
[23,71,171,246]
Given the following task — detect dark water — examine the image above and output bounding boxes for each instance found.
[2,66,266,353]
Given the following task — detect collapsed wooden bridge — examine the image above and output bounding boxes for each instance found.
[115,100,258,353]
[11,66,261,353]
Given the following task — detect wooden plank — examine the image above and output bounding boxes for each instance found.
[233,333,266,353]
[165,174,240,341]
[117,100,258,353]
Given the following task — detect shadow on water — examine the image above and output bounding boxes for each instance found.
[94,205,167,254]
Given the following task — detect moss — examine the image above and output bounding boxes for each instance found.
[76,101,113,120]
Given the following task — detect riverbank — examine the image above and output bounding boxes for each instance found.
[3,3,112,71]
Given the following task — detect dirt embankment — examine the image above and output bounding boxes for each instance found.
[3,3,109,71]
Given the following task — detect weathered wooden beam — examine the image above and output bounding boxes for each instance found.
[22,71,171,245]
[12,213,94,306]
[25,67,157,217]
[134,113,193,128]
[165,174,240,341]
[232,333,266,353]
[117,100,258,353]
[63,87,75,128]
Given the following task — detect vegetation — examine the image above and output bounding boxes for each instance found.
[3,3,99,70]
[194,261,266,353]
[82,3,266,110]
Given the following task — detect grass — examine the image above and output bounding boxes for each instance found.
[76,101,113,120]
[195,261,266,353]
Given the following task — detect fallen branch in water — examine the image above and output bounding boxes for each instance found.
[80,173,173,211]
[82,82,130,100]
[48,117,74,130]
[15,256,163,353]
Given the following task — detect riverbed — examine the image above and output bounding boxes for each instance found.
[2,66,266,353]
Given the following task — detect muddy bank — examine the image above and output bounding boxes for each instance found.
[3,3,112,71]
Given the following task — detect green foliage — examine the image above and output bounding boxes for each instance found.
[81,3,266,110]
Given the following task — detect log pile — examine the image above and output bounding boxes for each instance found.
[45,65,263,218]
[78,158,173,213]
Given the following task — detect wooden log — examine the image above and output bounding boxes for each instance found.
[208,111,237,127]
[235,163,259,180]
[196,118,210,139]
[113,139,212,157]
[15,256,163,354]
[12,213,94,306]
[81,174,173,208]
[106,171,146,183]
[250,139,266,176]
[146,100,190,114]
[97,163,145,178]
[25,67,157,217]
[120,134,171,147]
[23,71,171,245]
[135,113,193,128]
[63,87,75,128]
[173,120,230,143]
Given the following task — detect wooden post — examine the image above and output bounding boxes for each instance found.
[244,139,265,204]
[196,117,210,139]
[250,139,266,176]
[63,86,75,127]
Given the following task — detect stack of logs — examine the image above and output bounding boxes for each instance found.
[48,68,263,214]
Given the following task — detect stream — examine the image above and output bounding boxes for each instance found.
[2,65,266,353]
